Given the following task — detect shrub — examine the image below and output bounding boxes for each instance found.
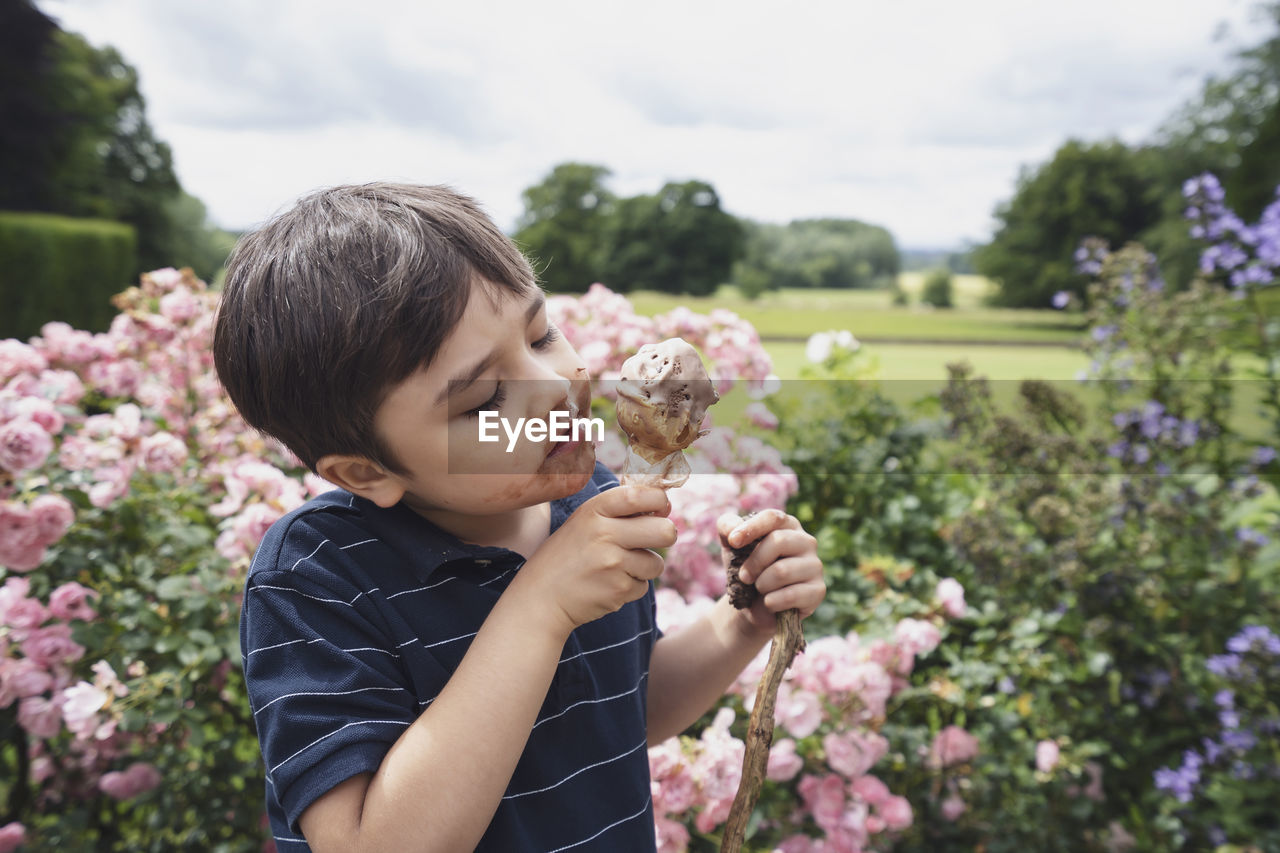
[920,269,953,309]
[0,213,137,340]
[1,277,953,851]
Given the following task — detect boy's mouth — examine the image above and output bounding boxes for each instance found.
[541,383,594,461]
[545,436,581,459]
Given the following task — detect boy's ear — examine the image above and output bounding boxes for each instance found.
[315,454,405,508]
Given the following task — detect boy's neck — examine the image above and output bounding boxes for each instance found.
[416,501,552,558]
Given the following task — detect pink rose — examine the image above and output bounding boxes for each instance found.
[30,493,74,545]
[941,794,967,821]
[894,618,942,658]
[823,730,889,779]
[799,773,847,833]
[0,419,54,472]
[1,579,47,630]
[767,738,804,782]
[17,695,62,739]
[3,657,54,699]
[929,725,980,768]
[935,578,967,619]
[776,685,824,738]
[159,288,200,323]
[48,582,98,622]
[850,774,891,807]
[0,821,26,853]
[139,431,188,474]
[654,817,689,853]
[124,761,162,793]
[878,795,913,831]
[22,624,84,667]
[744,402,778,430]
[1036,739,1060,773]
[12,396,63,436]
[98,769,134,799]
[0,340,47,382]
[59,681,107,738]
[0,525,45,571]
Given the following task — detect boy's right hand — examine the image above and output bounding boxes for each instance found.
[519,485,675,637]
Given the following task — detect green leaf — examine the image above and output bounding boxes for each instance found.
[156,576,189,600]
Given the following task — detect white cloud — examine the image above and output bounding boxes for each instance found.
[37,0,1269,247]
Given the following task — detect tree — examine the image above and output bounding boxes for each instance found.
[0,0,61,212]
[1157,1,1280,219]
[514,163,615,292]
[733,218,900,293]
[973,139,1163,308]
[44,30,181,272]
[0,8,236,277]
[602,180,744,295]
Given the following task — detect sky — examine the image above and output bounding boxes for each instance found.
[36,0,1273,249]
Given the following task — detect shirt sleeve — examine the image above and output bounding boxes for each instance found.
[241,521,423,833]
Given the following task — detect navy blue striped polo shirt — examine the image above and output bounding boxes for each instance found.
[240,461,659,852]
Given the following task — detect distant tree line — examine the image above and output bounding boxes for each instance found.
[514,163,901,296]
[974,1,1280,308]
[0,0,234,282]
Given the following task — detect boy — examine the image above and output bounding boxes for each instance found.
[212,183,825,852]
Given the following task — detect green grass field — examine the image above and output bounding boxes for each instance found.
[627,278,1275,442]
[626,276,1086,345]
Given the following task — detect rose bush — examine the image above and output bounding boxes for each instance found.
[1,274,954,851]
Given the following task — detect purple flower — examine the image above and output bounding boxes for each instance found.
[1251,446,1277,466]
[1227,624,1279,654]
[1091,324,1116,343]
[1222,729,1257,752]
[1214,689,1234,709]
[1178,420,1200,447]
[1206,654,1241,677]
[1235,528,1270,548]
[1052,291,1071,309]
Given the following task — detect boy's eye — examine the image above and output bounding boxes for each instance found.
[532,326,560,351]
[464,383,505,419]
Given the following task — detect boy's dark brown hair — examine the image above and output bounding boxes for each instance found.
[212,182,536,473]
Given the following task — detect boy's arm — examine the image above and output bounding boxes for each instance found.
[299,570,571,853]
[646,510,825,744]
[297,486,675,853]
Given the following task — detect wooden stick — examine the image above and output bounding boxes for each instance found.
[721,608,805,852]
[720,528,806,853]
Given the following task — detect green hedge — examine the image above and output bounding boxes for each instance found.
[0,212,137,341]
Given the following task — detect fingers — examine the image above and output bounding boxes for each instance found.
[622,548,666,583]
[595,485,671,519]
[757,573,826,618]
[716,512,745,546]
[736,527,817,586]
[725,508,799,549]
[611,514,678,552]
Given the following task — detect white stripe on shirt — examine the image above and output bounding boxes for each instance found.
[503,739,648,800]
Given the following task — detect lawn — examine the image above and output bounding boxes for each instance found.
[626,276,1087,345]
[625,280,1275,443]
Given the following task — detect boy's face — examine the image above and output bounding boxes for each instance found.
[369,280,596,517]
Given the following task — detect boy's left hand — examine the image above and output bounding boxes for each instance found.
[717,509,826,637]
